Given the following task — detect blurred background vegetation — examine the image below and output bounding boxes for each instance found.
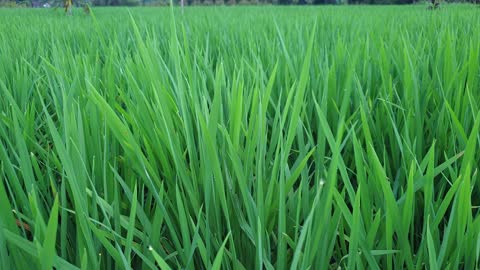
[0,0,478,7]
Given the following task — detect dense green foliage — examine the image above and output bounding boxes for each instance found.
[0,6,479,270]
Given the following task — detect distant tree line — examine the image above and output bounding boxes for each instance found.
[1,0,478,7]
[87,0,480,6]
[88,0,478,5]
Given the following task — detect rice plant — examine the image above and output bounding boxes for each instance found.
[0,5,479,270]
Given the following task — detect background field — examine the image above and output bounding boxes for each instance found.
[0,5,479,270]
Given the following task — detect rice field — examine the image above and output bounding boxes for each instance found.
[0,5,479,270]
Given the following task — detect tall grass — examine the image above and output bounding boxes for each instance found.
[0,5,479,269]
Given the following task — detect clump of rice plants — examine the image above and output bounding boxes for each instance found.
[0,5,479,270]
[427,0,440,9]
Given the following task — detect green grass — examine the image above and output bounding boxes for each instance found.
[0,4,479,270]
